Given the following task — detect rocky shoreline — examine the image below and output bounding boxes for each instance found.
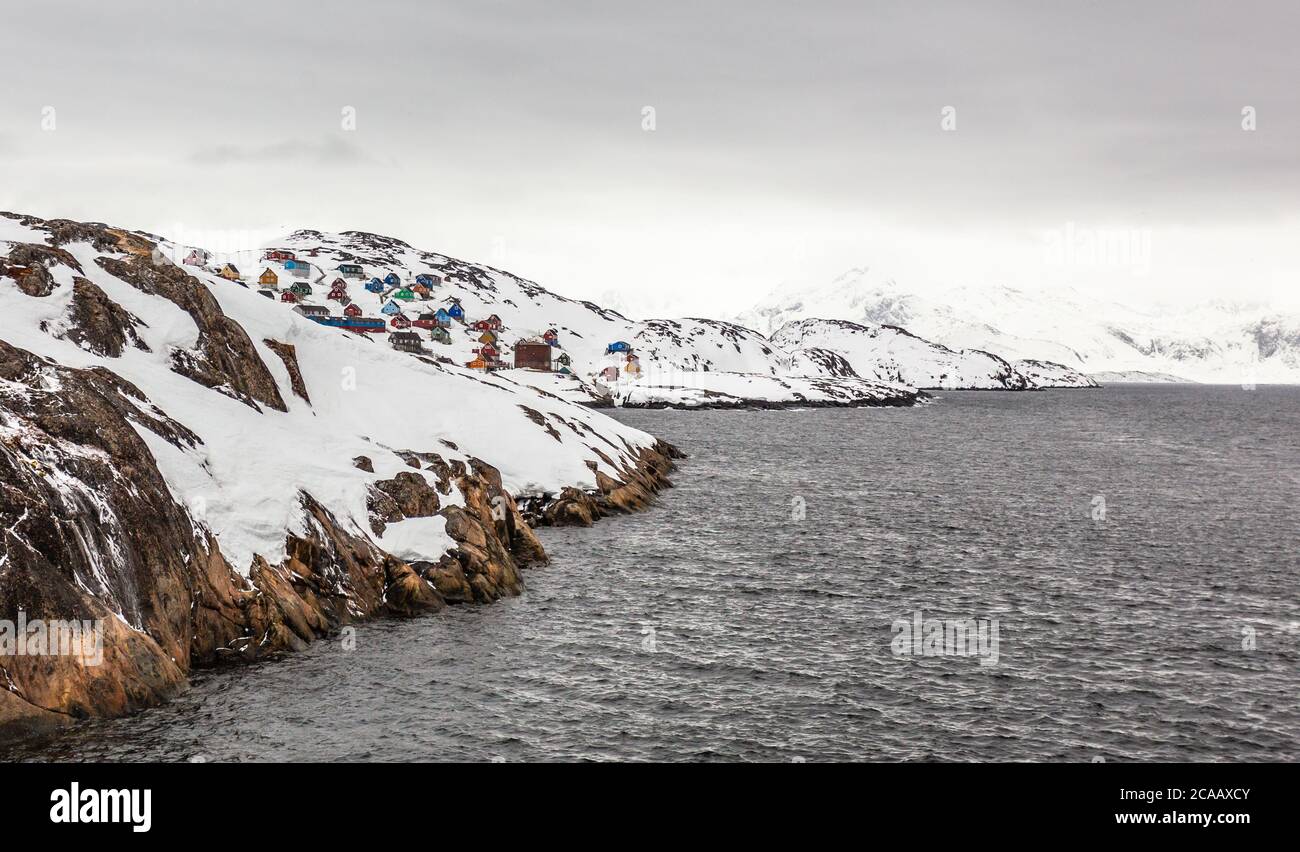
[0,425,681,746]
[616,394,925,411]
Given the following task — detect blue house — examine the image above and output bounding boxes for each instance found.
[383,272,401,287]
[433,308,453,327]
[606,340,632,353]
[447,303,464,320]
[365,278,384,293]
[381,300,402,316]
[415,274,439,287]
[338,262,364,277]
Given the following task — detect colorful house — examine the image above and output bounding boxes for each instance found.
[258,268,279,286]
[338,263,364,278]
[294,305,329,319]
[476,343,499,360]
[383,272,401,287]
[556,352,572,367]
[447,303,464,321]
[415,274,440,287]
[288,262,311,278]
[365,278,385,293]
[543,328,559,346]
[482,314,503,330]
[433,308,453,327]
[184,249,209,266]
[411,284,431,299]
[327,285,347,302]
[605,341,631,354]
[466,357,487,370]
[330,277,347,290]
[624,354,642,375]
[264,250,295,262]
[280,291,297,303]
[390,332,423,353]
[380,300,402,315]
[477,330,497,345]
[290,282,313,298]
[599,366,619,381]
[393,287,415,301]
[344,303,363,318]
[430,326,452,345]
[218,264,241,281]
[514,341,553,371]
[390,314,412,329]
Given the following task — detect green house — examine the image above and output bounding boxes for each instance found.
[430,326,452,345]
[290,282,313,297]
[393,287,416,301]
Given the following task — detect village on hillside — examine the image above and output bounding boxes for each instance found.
[176,245,644,386]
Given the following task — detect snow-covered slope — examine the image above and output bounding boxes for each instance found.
[0,212,688,732]
[1,216,669,575]
[770,318,1096,389]
[155,229,919,408]
[739,268,1300,384]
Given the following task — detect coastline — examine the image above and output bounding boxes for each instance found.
[0,438,682,747]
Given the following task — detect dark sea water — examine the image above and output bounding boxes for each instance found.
[6,385,1298,762]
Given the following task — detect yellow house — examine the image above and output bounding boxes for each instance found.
[218,263,241,281]
[258,268,278,286]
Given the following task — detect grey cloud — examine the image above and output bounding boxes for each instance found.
[189,136,375,166]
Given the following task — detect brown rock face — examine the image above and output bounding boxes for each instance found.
[375,471,442,518]
[96,252,287,412]
[527,441,682,528]
[262,339,311,403]
[0,340,464,735]
[59,277,151,357]
[0,242,81,297]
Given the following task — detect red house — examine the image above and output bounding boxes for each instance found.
[280,291,297,303]
[264,250,296,262]
[390,315,412,329]
[344,303,363,317]
[327,286,347,302]
[476,343,499,359]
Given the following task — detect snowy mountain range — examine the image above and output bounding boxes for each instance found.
[771,318,1095,390]
[737,268,1300,384]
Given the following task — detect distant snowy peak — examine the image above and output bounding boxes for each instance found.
[771,318,1096,390]
[742,269,1300,384]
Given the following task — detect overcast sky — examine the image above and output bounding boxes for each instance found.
[2,0,1297,316]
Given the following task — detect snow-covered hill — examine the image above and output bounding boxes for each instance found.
[739,268,1300,384]
[770,318,1096,389]
[0,212,684,733]
[154,228,920,408]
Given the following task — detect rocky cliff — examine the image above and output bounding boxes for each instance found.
[0,213,679,742]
